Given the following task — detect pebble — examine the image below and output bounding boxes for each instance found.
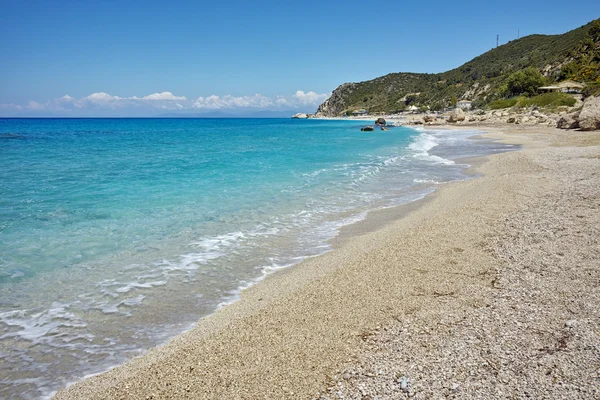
[399,376,409,391]
[564,320,578,328]
[315,145,600,400]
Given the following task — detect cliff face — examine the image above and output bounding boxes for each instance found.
[316,73,435,117]
[315,83,356,117]
[315,19,599,117]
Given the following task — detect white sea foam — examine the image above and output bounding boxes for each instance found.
[413,178,440,184]
[0,303,88,344]
[408,132,455,165]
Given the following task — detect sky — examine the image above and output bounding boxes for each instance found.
[0,0,597,117]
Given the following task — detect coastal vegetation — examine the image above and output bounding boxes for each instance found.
[500,67,547,97]
[488,92,577,110]
[488,98,519,110]
[559,20,600,85]
[316,19,600,116]
[517,92,577,108]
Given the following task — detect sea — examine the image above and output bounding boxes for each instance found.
[0,118,517,398]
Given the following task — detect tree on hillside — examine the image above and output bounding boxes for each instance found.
[504,67,547,97]
[589,19,600,41]
[560,19,600,83]
[430,102,444,111]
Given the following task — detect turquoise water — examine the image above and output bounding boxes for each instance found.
[0,118,515,398]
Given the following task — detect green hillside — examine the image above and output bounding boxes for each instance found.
[316,18,600,116]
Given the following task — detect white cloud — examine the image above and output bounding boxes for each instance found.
[0,103,23,110]
[192,91,329,110]
[139,92,187,101]
[84,92,122,103]
[275,95,289,105]
[192,94,274,109]
[76,92,126,109]
[27,101,45,110]
[293,90,329,105]
[4,90,331,116]
[79,91,185,107]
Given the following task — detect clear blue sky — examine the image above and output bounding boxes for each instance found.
[0,0,597,116]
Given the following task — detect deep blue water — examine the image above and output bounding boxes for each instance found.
[0,118,516,398]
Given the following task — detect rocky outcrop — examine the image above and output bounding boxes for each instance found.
[375,117,386,126]
[399,107,565,128]
[577,96,600,131]
[315,83,355,117]
[448,108,466,123]
[291,113,308,119]
[557,115,579,129]
[402,117,424,125]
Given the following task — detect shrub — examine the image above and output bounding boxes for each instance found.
[583,81,600,97]
[504,67,547,97]
[430,102,444,111]
[516,92,576,108]
[488,97,520,109]
[471,98,487,110]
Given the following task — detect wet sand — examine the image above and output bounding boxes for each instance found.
[54,124,600,399]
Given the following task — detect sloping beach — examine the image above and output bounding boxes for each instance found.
[54,125,600,399]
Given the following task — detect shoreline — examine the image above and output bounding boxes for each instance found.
[47,125,470,397]
[2,121,497,399]
[54,124,600,399]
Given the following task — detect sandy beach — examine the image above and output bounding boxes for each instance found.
[54,124,600,399]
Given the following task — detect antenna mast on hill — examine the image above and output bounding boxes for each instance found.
[518,29,520,39]
[496,34,499,48]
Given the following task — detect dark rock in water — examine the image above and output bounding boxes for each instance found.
[375,117,386,126]
[361,126,374,131]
